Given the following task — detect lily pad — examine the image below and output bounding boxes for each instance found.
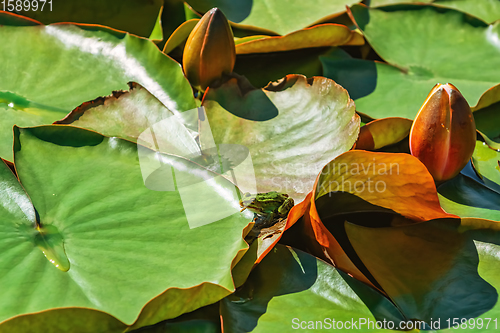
[366,0,433,6]
[234,47,330,88]
[163,19,200,54]
[185,0,361,35]
[433,0,500,25]
[473,141,500,185]
[13,0,163,38]
[474,102,500,144]
[438,173,500,221]
[0,18,196,160]
[220,244,403,332]
[200,74,360,202]
[323,5,500,119]
[131,303,222,333]
[0,125,250,331]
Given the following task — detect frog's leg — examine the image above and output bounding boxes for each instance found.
[266,211,276,226]
[278,198,295,217]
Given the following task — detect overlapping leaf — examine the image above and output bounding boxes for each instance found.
[54,83,199,155]
[438,159,500,221]
[12,0,163,37]
[474,102,500,150]
[0,17,196,160]
[163,19,200,54]
[0,125,251,332]
[322,5,500,119]
[278,150,500,329]
[473,141,500,186]
[200,74,360,202]
[367,0,432,6]
[432,0,500,24]
[220,244,402,332]
[316,151,455,221]
[355,117,412,150]
[234,47,330,88]
[184,0,361,35]
[345,218,498,326]
[235,24,361,54]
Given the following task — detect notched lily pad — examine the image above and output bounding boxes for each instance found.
[0,125,252,331]
[54,82,199,153]
[0,19,196,160]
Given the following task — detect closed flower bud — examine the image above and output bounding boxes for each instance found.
[182,8,236,91]
[410,83,476,182]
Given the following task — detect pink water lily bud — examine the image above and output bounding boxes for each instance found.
[182,8,236,91]
[410,83,476,182]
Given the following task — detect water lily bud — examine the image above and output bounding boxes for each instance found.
[410,83,476,182]
[182,8,236,91]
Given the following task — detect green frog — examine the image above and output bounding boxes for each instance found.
[239,191,294,225]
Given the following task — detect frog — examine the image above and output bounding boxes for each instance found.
[239,191,294,226]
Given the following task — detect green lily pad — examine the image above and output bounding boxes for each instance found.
[473,141,500,185]
[322,5,500,119]
[0,19,196,160]
[474,102,500,144]
[163,19,200,54]
[0,92,69,161]
[200,74,360,202]
[478,131,500,151]
[433,0,500,24]
[149,7,164,42]
[366,0,433,6]
[220,244,403,332]
[130,302,222,333]
[439,195,500,222]
[438,172,500,221]
[12,0,163,37]
[466,241,500,331]
[235,47,330,88]
[184,0,361,35]
[355,117,412,150]
[0,125,251,331]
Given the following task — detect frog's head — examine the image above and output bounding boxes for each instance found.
[239,192,257,209]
